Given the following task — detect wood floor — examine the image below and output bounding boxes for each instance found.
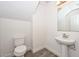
[24,48,57,57]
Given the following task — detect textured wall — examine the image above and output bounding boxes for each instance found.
[0,18,32,57]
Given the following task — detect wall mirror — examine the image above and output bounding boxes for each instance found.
[57,2,79,32]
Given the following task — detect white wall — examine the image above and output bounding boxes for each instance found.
[32,2,62,56]
[0,23,1,56]
[0,18,32,57]
[32,2,47,53]
[44,2,62,56]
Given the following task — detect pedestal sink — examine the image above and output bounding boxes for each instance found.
[55,35,76,57]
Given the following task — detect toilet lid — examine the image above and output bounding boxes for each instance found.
[15,45,27,53]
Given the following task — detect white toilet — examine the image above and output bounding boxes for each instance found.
[14,36,27,57]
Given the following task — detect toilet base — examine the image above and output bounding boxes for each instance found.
[15,55,24,57]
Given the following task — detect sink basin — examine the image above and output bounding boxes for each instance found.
[55,35,76,56]
[55,36,76,45]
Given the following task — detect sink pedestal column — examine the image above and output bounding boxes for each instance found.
[61,44,68,57]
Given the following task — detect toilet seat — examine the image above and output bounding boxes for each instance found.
[14,45,27,56]
[15,45,27,53]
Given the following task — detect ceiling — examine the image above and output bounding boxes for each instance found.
[57,1,66,6]
[0,1,39,21]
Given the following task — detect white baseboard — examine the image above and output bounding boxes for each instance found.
[1,52,14,57]
[45,46,61,57]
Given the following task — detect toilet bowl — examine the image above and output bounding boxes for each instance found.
[14,45,27,57]
[14,35,27,57]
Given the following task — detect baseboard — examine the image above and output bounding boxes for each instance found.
[45,46,61,57]
[1,53,14,57]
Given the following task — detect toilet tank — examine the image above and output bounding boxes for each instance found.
[14,35,25,47]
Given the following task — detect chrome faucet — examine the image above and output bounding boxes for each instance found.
[63,33,69,38]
